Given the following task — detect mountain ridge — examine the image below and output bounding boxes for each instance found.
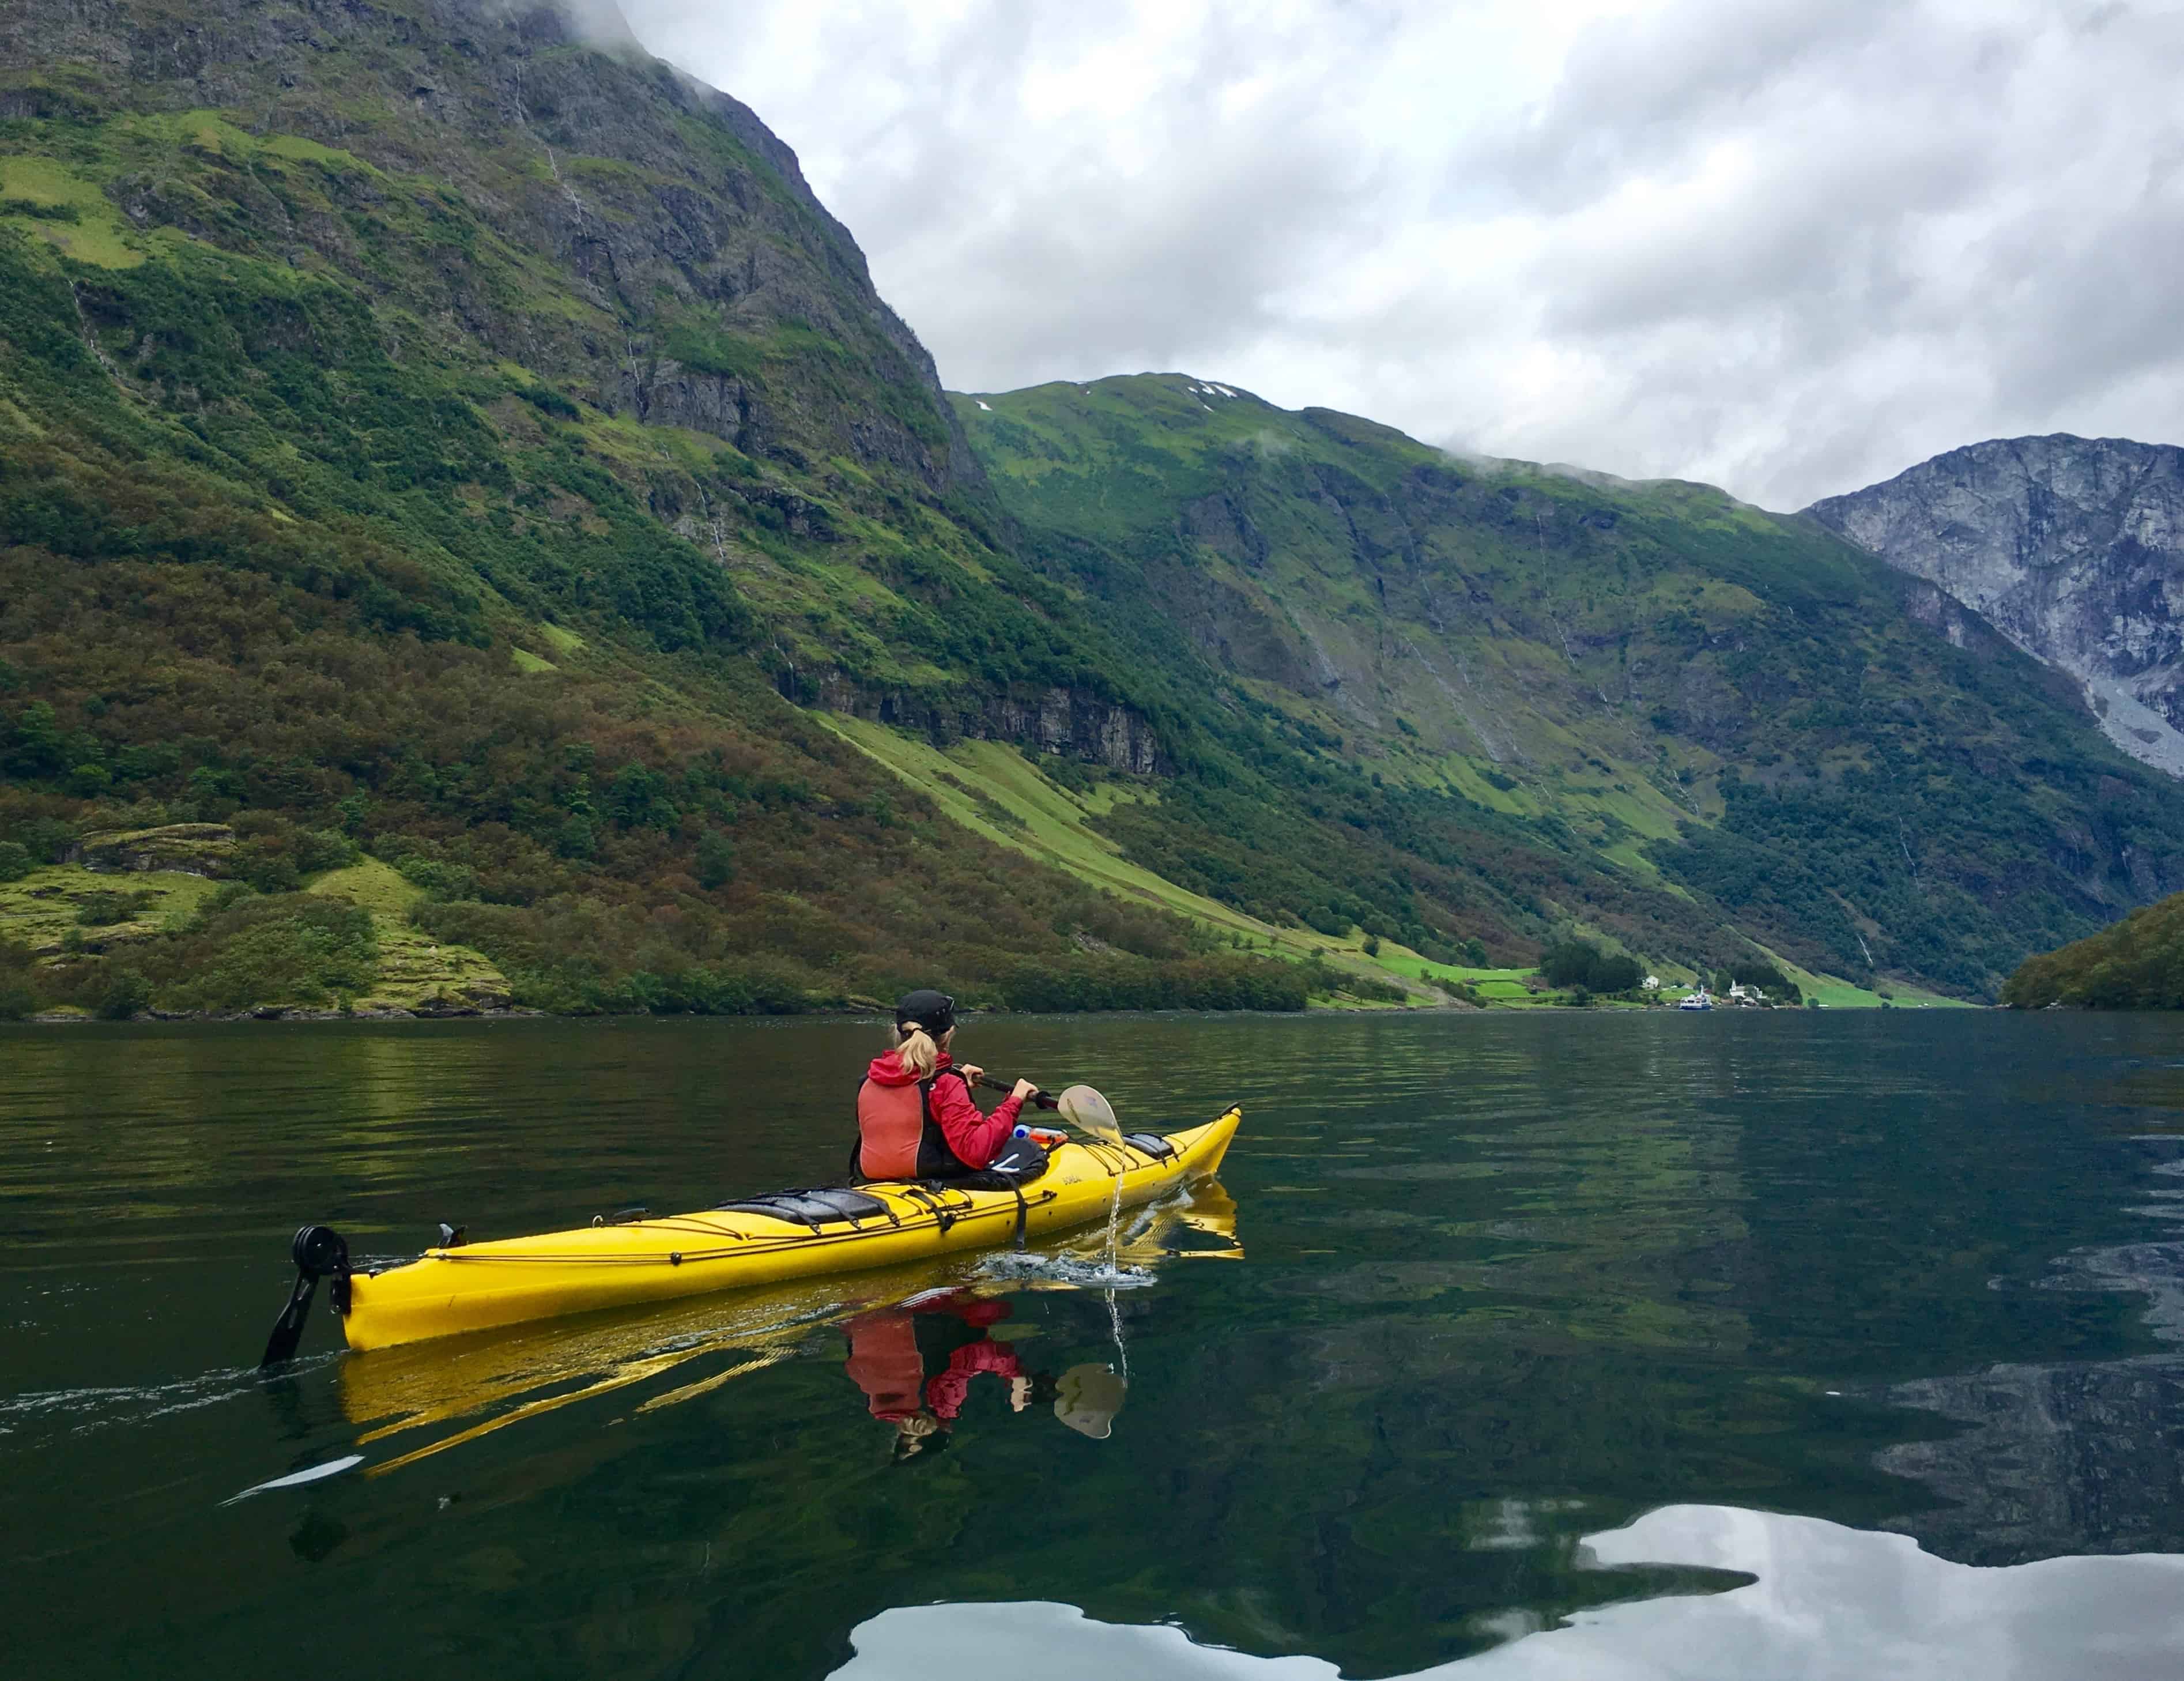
[0,0,982,496]
[0,0,1335,1018]
[5,0,2184,1016]
[1806,433,2184,778]
[951,374,2184,996]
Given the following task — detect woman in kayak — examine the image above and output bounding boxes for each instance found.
[854,989,1038,1181]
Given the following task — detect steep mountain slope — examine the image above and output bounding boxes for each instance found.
[1,0,971,492]
[7,0,2182,1015]
[956,376,2184,997]
[1808,436,2184,777]
[0,0,1310,1016]
[0,0,1847,1014]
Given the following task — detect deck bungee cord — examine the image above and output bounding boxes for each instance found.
[408,1192,1059,1268]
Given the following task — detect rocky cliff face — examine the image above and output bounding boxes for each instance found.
[0,0,979,495]
[1807,436,2184,777]
[806,676,1167,774]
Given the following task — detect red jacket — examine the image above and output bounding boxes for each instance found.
[924,1337,1026,1420]
[858,1050,1023,1177]
[843,1293,1025,1422]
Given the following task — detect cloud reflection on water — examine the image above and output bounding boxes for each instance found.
[833,1503,2184,1681]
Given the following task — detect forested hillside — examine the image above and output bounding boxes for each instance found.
[2002,895,2184,1009]
[955,378,2184,996]
[0,0,1305,1017]
[3,0,2181,1018]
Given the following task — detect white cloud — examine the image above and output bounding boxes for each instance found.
[619,0,2184,508]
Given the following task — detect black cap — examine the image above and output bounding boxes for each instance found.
[894,989,955,1037]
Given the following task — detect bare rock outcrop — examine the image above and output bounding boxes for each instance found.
[70,824,236,877]
[1808,436,2184,776]
[808,674,1167,775]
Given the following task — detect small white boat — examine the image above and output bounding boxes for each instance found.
[1677,990,1714,1012]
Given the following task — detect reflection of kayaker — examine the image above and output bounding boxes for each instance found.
[853,989,1039,1182]
[842,1291,1133,1459]
[844,1290,1038,1460]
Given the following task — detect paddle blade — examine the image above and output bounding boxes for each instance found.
[260,1273,318,1370]
[259,1224,350,1370]
[1057,1084,1121,1143]
[1054,1362,1126,1439]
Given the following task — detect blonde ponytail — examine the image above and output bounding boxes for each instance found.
[892,1021,945,1079]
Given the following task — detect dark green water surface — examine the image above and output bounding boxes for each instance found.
[4,1012,2183,1679]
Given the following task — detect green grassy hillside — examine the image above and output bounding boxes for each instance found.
[956,375,2184,997]
[3,2,2177,1018]
[0,849,518,1019]
[0,1,1304,1019]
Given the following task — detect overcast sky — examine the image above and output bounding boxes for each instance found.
[615,0,2184,510]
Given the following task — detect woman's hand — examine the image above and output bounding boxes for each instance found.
[960,1064,985,1084]
[1011,1078,1039,1102]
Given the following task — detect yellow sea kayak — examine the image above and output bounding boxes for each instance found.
[329,1109,1240,1352]
[334,1179,1241,1476]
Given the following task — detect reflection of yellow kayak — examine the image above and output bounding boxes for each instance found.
[341,1270,904,1475]
[338,1177,1243,1479]
[339,1110,1240,1351]
[1039,1177,1241,1268]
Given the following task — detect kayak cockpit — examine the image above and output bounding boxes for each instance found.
[716,1188,897,1230]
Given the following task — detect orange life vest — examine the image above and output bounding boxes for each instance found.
[855,1071,974,1180]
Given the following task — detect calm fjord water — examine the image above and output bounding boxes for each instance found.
[3,1012,2183,1679]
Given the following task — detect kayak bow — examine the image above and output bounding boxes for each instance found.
[280,1108,1240,1355]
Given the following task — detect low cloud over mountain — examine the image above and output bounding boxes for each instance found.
[623,0,2184,510]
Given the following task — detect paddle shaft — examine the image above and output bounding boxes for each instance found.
[972,1072,1061,1111]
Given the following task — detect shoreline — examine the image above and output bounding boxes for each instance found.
[0,998,1992,1028]
[15,1002,548,1025]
